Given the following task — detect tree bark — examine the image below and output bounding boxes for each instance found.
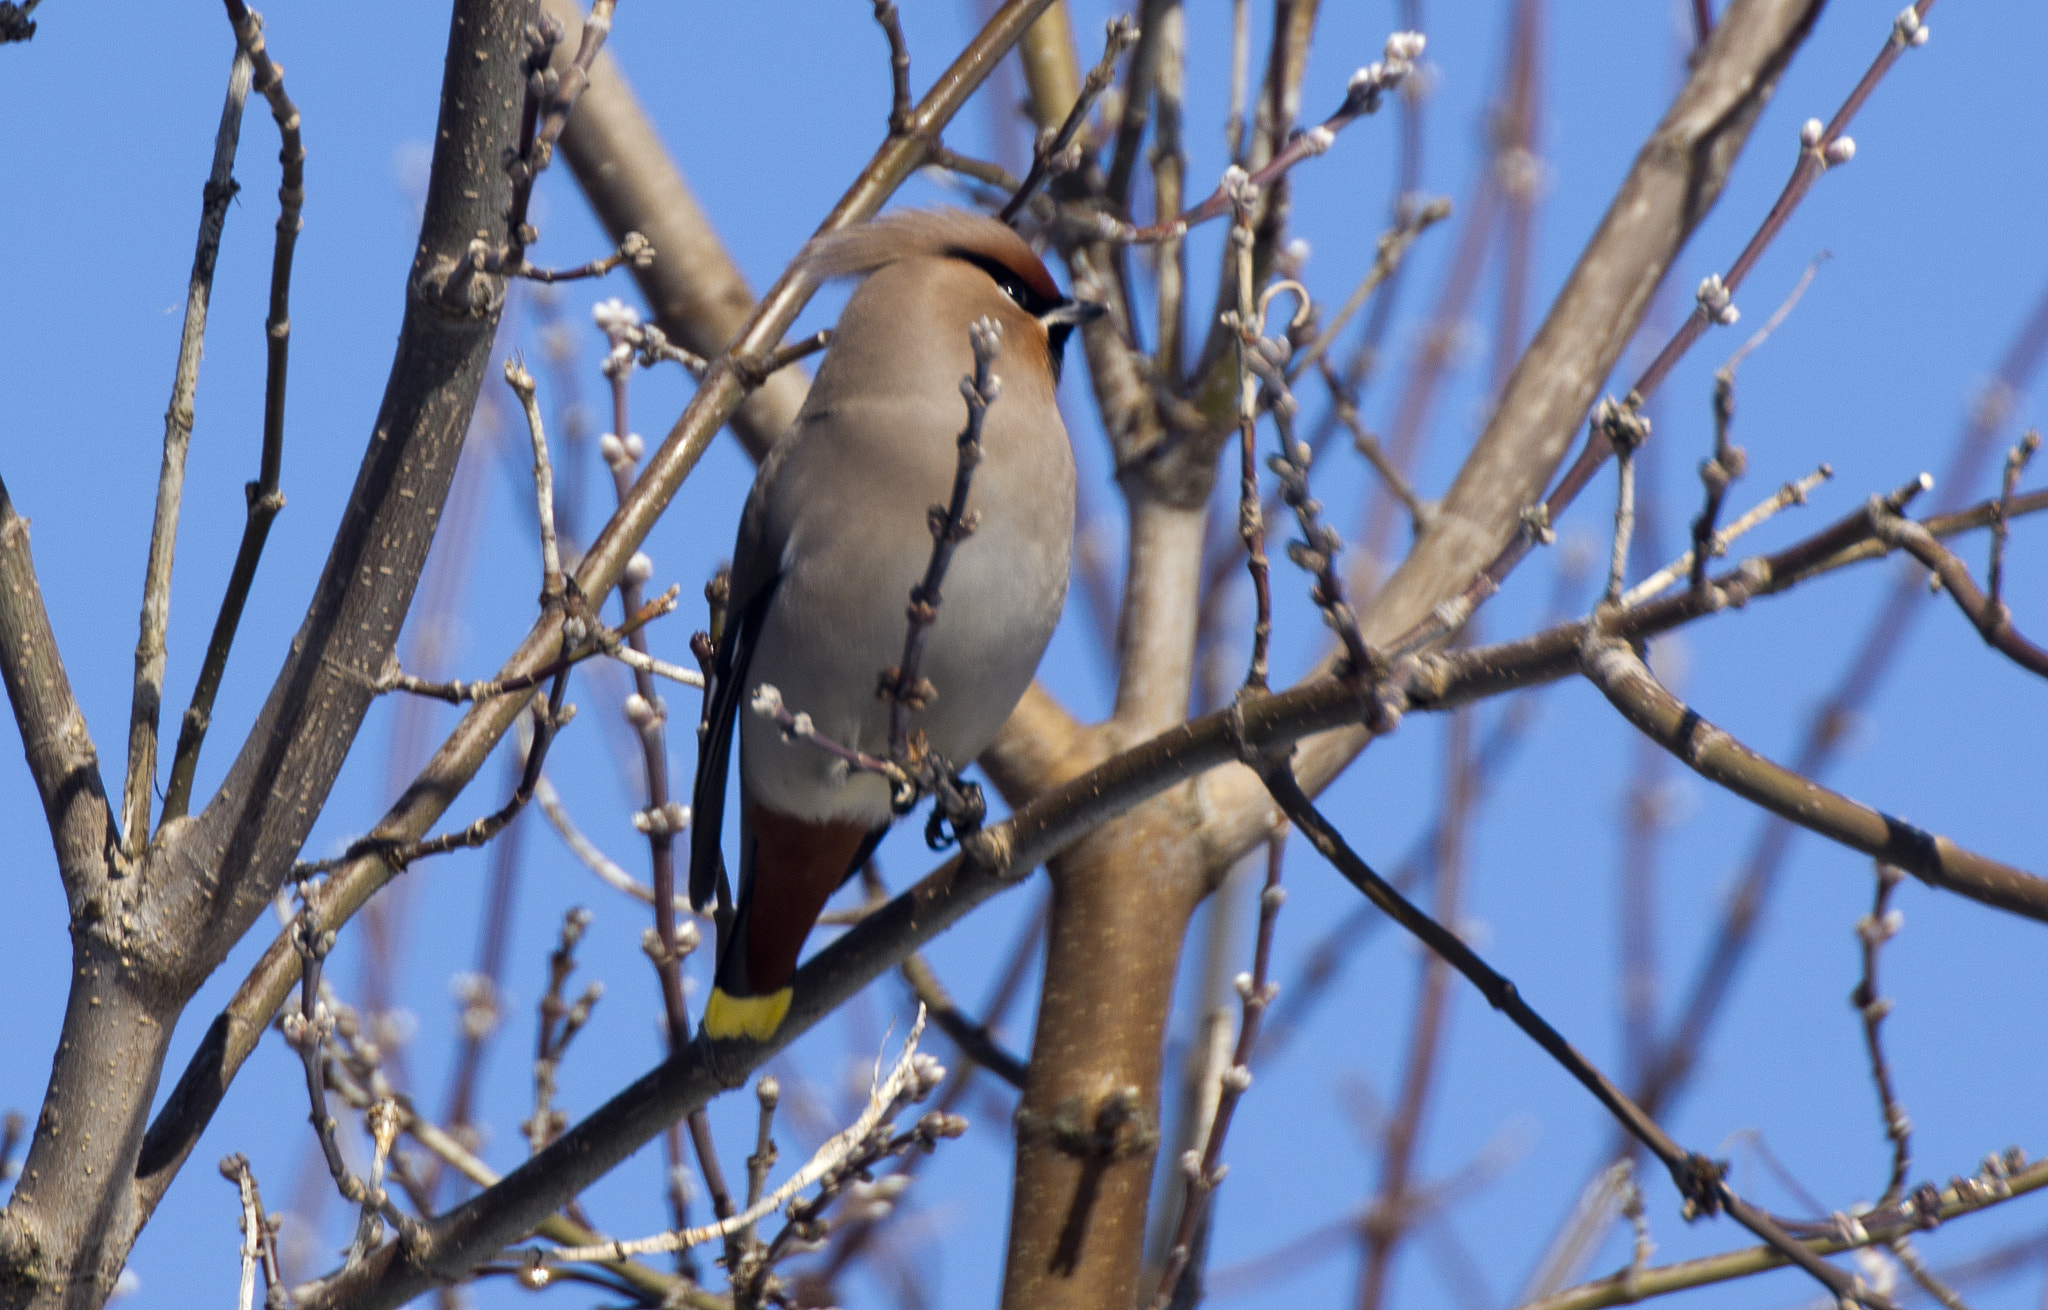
[2,5,528,1303]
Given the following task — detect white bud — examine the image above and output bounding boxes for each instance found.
[664,801,691,832]
[624,432,646,460]
[1800,118,1824,148]
[1385,31,1426,62]
[1221,1064,1254,1093]
[591,296,639,331]
[1221,164,1253,206]
[599,432,626,466]
[749,684,784,717]
[625,551,654,585]
[623,693,654,727]
[1824,136,1856,166]
[869,1174,912,1201]
[1299,124,1336,156]
[1695,273,1739,326]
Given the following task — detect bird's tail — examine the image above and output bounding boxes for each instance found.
[701,804,886,1041]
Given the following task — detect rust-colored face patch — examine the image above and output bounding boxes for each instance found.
[741,802,882,994]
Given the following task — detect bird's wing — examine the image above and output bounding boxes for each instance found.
[689,419,802,913]
[688,571,777,912]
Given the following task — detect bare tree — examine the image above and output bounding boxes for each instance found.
[3,2,2045,1310]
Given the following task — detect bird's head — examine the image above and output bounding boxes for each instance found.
[800,208,1105,382]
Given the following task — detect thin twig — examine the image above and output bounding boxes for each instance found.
[524,908,604,1154]
[281,906,419,1262]
[1623,466,1831,607]
[122,43,253,858]
[595,297,711,377]
[291,669,573,879]
[1149,828,1287,1308]
[999,15,1139,224]
[164,2,306,824]
[1869,500,2048,678]
[221,1153,281,1310]
[374,587,683,703]
[511,230,653,284]
[1265,372,1376,676]
[506,358,566,601]
[1106,32,1424,245]
[501,1,616,277]
[1229,204,1273,691]
[1225,0,1249,161]
[1852,863,1912,1208]
[593,294,736,1249]
[883,317,1001,770]
[1988,431,2040,609]
[739,329,832,388]
[1692,258,1824,591]
[1605,440,1638,605]
[1357,703,1478,1310]
[534,764,696,915]
[1325,364,1435,536]
[734,1075,780,1257]
[870,0,914,134]
[898,950,1030,1089]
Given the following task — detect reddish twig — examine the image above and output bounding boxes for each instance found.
[1851,863,1912,1208]
[1357,705,1477,1310]
[1870,496,2048,678]
[1389,3,1937,662]
[1989,431,2042,611]
[1150,826,1289,1309]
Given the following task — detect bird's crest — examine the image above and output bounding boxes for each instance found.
[800,207,1063,306]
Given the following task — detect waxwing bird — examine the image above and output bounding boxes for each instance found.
[689,208,1100,1041]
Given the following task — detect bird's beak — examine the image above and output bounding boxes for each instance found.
[1038,298,1108,330]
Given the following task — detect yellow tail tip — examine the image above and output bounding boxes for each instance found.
[703,987,792,1041]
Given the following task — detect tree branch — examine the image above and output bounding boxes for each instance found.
[120,42,253,858]
[0,476,113,903]
[161,0,307,825]
[1580,632,2048,920]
